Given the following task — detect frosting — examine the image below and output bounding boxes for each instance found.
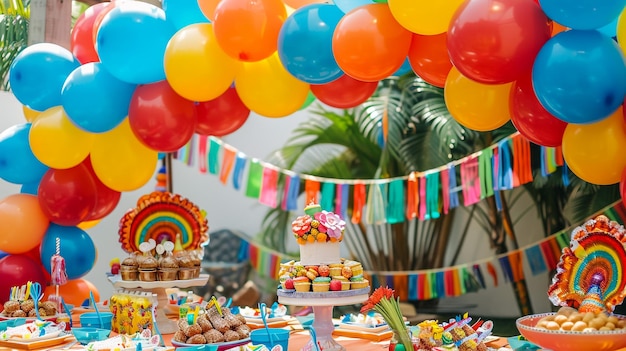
[313,277,331,283]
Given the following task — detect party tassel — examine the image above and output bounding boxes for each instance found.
[393,275,408,301]
[387,179,405,224]
[462,266,481,293]
[259,167,279,208]
[509,251,524,283]
[320,182,335,212]
[208,137,221,175]
[514,135,533,184]
[245,159,263,198]
[419,175,427,220]
[408,274,418,300]
[486,262,498,287]
[197,135,208,173]
[478,148,494,199]
[335,184,349,220]
[281,174,300,211]
[406,172,419,219]
[451,269,461,296]
[426,172,440,219]
[430,272,438,299]
[555,231,570,250]
[498,139,513,190]
[448,164,460,209]
[352,183,366,224]
[365,184,386,225]
[498,256,513,283]
[232,153,247,190]
[472,264,486,289]
[423,273,432,300]
[219,146,237,184]
[304,179,320,205]
[525,245,547,275]
[440,168,450,214]
[539,240,559,270]
[492,149,502,212]
[461,157,480,206]
[555,146,564,166]
[444,270,455,297]
[248,245,259,272]
[417,273,425,300]
[435,271,445,298]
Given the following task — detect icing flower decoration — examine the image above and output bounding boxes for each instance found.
[314,211,345,238]
[291,204,345,244]
[292,215,312,237]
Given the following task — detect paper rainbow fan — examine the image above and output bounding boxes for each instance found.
[548,215,626,314]
[119,192,209,253]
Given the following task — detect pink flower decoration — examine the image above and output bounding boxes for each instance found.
[314,211,345,239]
[292,215,312,237]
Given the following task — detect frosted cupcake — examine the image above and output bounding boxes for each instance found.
[350,275,369,289]
[312,277,331,292]
[332,276,351,291]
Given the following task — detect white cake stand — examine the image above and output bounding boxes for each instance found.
[277,287,370,351]
[107,274,209,334]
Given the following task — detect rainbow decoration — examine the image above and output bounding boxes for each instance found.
[548,215,626,313]
[118,192,209,253]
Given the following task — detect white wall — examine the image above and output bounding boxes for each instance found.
[0,90,551,317]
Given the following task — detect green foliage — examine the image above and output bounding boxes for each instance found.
[0,0,29,91]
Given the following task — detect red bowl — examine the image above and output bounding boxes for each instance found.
[516,313,626,351]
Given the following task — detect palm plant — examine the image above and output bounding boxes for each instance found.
[0,0,29,91]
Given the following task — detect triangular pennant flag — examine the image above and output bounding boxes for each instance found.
[448,164,460,209]
[219,146,237,184]
[472,264,486,289]
[208,137,221,175]
[259,167,279,208]
[320,182,335,212]
[304,179,320,205]
[282,174,300,211]
[335,184,349,220]
[525,245,547,275]
[461,157,480,206]
[232,153,247,190]
[509,251,524,283]
[352,183,366,224]
[197,135,208,174]
[366,184,387,225]
[426,172,440,219]
[387,179,405,224]
[498,255,513,283]
[441,168,450,214]
[245,159,263,198]
[486,261,499,287]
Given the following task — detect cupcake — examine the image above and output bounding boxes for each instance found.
[176,252,195,280]
[138,255,158,282]
[120,255,139,281]
[191,249,203,278]
[328,264,343,277]
[294,276,311,292]
[158,254,179,281]
[312,277,331,292]
[350,275,369,289]
[345,260,364,277]
[332,276,351,291]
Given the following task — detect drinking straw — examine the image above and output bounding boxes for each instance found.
[259,302,274,348]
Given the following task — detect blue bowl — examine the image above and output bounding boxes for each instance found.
[0,318,26,331]
[79,312,113,329]
[72,327,111,344]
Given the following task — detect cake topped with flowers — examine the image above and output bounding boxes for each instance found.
[291,203,345,266]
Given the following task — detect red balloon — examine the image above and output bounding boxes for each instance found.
[92,1,118,45]
[82,157,121,221]
[0,255,48,305]
[195,87,251,136]
[311,75,378,109]
[38,163,98,226]
[447,0,551,84]
[128,80,198,152]
[407,33,452,88]
[22,245,51,284]
[71,3,109,64]
[510,70,567,147]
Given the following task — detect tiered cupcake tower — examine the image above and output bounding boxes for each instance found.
[277,204,370,351]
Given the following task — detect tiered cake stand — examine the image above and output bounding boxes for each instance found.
[107,274,209,334]
[277,287,370,351]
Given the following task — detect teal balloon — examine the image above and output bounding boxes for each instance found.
[41,224,96,280]
[0,124,48,184]
[334,0,372,14]
[62,62,136,133]
[163,0,210,30]
[96,1,176,84]
[532,30,626,124]
[9,43,80,111]
[392,58,412,77]
[598,17,618,38]
[21,177,42,195]
[539,0,626,30]
[300,91,316,110]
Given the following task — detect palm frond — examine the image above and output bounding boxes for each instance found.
[0,0,29,91]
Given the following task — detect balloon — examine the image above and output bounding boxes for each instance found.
[0,251,7,260]
[0,123,48,184]
[71,3,110,64]
[96,1,176,84]
[277,3,344,84]
[283,0,327,9]
[43,279,100,307]
[77,219,101,230]
[539,0,626,30]
[61,62,136,133]
[392,58,412,77]
[128,80,198,152]
[195,87,251,136]
[332,4,412,82]
[300,91,317,110]
[213,0,287,62]
[163,0,210,30]
[92,1,118,43]
[334,0,372,14]
[90,119,159,192]
[20,180,40,195]
[562,107,626,185]
[311,74,378,108]
[598,16,619,38]
[29,106,95,169]
[407,33,452,88]
[235,53,310,117]
[9,43,80,111]
[0,255,48,305]
[621,167,626,207]
[532,30,626,124]
[83,159,120,221]
[0,194,49,254]
[164,23,240,102]
[510,71,567,147]
[444,67,512,131]
[41,224,96,280]
[388,0,465,35]
[618,10,626,55]
[197,0,219,21]
[22,105,40,122]
[38,164,98,226]
[447,0,551,84]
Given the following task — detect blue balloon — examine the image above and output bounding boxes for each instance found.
[0,250,8,260]
[598,17,618,38]
[0,124,48,184]
[334,0,372,14]
[62,63,136,133]
[163,0,210,30]
[96,1,176,84]
[278,4,345,84]
[9,43,80,111]
[539,0,626,30]
[40,224,96,280]
[21,176,42,195]
[391,58,412,77]
[532,30,626,124]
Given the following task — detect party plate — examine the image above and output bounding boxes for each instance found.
[0,314,58,322]
[0,334,73,350]
[171,337,250,351]
[336,322,390,333]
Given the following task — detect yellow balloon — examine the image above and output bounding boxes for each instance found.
[562,107,626,185]
[388,0,465,35]
[90,118,158,192]
[22,105,41,122]
[164,23,241,102]
[617,9,626,55]
[444,67,511,131]
[29,106,95,169]
[235,53,310,118]
[78,219,101,230]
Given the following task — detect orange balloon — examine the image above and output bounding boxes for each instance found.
[408,32,452,88]
[551,21,569,36]
[0,194,50,254]
[213,0,287,62]
[444,67,512,131]
[562,107,626,185]
[44,278,100,307]
[197,0,220,21]
[332,3,412,82]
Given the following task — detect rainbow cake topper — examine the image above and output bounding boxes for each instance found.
[548,215,626,314]
[118,191,209,253]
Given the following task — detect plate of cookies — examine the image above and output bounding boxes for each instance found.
[1,300,58,321]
